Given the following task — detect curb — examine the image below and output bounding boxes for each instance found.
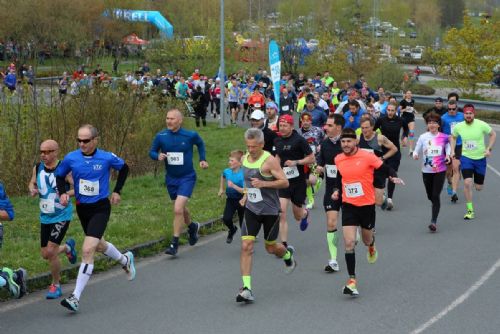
[25,217,224,292]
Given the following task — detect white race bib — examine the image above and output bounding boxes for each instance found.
[216,94,221,98]
[309,145,316,153]
[247,188,263,203]
[39,198,55,214]
[427,146,442,157]
[283,166,299,179]
[325,164,338,178]
[344,182,364,198]
[166,152,184,165]
[464,140,477,151]
[255,103,261,108]
[361,148,374,154]
[282,105,289,111]
[79,179,99,196]
[262,83,267,88]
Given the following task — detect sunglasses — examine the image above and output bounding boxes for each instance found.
[448,108,456,111]
[40,150,55,155]
[77,138,93,144]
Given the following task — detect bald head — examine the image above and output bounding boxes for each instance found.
[166,109,183,131]
[40,139,59,151]
[40,139,60,167]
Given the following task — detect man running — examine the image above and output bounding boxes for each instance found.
[237,128,295,303]
[275,114,315,249]
[28,139,78,299]
[57,124,134,312]
[450,104,496,220]
[316,114,345,272]
[149,109,208,255]
[332,128,404,296]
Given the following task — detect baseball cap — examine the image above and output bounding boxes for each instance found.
[435,97,443,102]
[279,114,294,125]
[250,110,265,120]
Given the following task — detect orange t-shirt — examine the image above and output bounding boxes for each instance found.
[247,94,265,108]
[334,149,382,206]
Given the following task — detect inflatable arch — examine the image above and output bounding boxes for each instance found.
[104,9,173,39]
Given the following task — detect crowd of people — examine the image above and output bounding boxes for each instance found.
[0,66,497,309]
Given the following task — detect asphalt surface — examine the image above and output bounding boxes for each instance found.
[1,120,500,334]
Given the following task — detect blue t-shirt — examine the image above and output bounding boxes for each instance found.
[222,168,244,199]
[0,182,14,220]
[441,112,464,145]
[149,128,207,178]
[56,149,125,204]
[303,107,327,127]
[344,109,366,130]
[37,162,73,224]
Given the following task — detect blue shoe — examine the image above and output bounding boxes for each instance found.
[188,222,200,246]
[299,209,309,231]
[165,243,178,256]
[123,251,136,281]
[46,284,62,299]
[65,238,77,264]
[446,183,453,196]
[15,268,27,298]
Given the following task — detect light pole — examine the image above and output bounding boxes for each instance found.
[219,0,226,128]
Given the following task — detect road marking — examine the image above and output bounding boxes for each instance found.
[410,257,500,334]
[487,164,500,178]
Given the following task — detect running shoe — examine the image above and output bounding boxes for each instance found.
[446,183,453,196]
[46,284,62,299]
[428,223,437,233]
[0,267,20,298]
[324,260,340,273]
[306,201,314,210]
[343,278,359,296]
[15,268,27,298]
[408,151,413,157]
[236,287,254,303]
[367,245,378,264]
[464,210,475,220]
[165,243,178,256]
[65,238,77,264]
[299,209,310,231]
[188,222,200,246]
[451,193,458,203]
[123,251,136,281]
[226,226,238,244]
[380,195,388,210]
[283,246,297,274]
[60,294,79,312]
[386,198,394,211]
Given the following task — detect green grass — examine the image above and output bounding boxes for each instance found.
[0,119,246,278]
[426,79,457,89]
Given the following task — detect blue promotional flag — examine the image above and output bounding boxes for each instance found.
[269,40,281,109]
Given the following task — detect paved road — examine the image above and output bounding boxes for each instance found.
[1,120,500,334]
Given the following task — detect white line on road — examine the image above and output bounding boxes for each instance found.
[410,257,500,334]
[487,164,500,178]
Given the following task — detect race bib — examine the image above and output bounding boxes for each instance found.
[361,148,374,154]
[39,198,55,214]
[79,179,99,196]
[216,94,220,98]
[262,83,267,88]
[309,145,316,153]
[166,152,184,165]
[450,122,458,134]
[283,166,299,179]
[325,164,337,178]
[464,140,477,151]
[344,182,364,198]
[247,188,263,203]
[255,103,261,108]
[282,105,289,111]
[427,146,442,157]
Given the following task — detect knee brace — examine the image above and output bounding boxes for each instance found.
[409,130,415,139]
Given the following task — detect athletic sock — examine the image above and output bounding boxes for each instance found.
[104,242,127,266]
[306,186,314,203]
[345,250,356,277]
[282,250,292,266]
[73,263,93,300]
[466,202,474,212]
[242,275,252,290]
[327,230,338,261]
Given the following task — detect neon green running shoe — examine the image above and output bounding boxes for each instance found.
[0,267,20,298]
[464,210,475,220]
[367,245,378,264]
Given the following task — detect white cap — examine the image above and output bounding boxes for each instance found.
[250,109,265,120]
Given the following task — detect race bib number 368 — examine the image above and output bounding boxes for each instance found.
[79,179,99,196]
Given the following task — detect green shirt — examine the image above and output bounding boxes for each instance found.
[452,119,492,160]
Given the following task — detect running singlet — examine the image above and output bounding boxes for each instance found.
[56,149,125,204]
[149,128,207,178]
[242,151,280,215]
[414,132,450,173]
[441,112,464,145]
[335,149,382,206]
[358,134,384,157]
[222,168,244,199]
[317,137,343,188]
[452,120,492,160]
[37,162,72,224]
[228,86,240,103]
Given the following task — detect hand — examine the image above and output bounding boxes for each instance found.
[445,156,451,165]
[402,137,408,147]
[158,153,167,161]
[227,180,235,188]
[349,116,354,123]
[110,192,121,205]
[412,153,418,160]
[200,161,209,169]
[485,149,492,158]
[250,177,265,188]
[239,197,247,207]
[59,193,69,206]
[315,166,324,175]
[29,187,39,197]
[218,189,224,197]
[284,160,297,167]
[331,190,339,201]
[389,177,405,185]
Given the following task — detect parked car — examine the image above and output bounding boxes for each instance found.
[399,31,406,38]
[409,31,417,39]
[375,30,384,38]
[410,48,422,60]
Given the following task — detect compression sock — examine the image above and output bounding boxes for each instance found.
[306,186,314,204]
[73,263,93,299]
[104,242,127,266]
[466,202,474,212]
[327,230,338,261]
[242,275,252,290]
[345,250,356,277]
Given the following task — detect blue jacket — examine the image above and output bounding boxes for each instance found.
[0,182,14,220]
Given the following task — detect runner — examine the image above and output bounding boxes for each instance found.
[441,100,464,203]
[316,114,345,272]
[275,115,315,249]
[56,124,134,312]
[218,150,245,244]
[332,128,404,296]
[450,104,496,220]
[237,128,295,303]
[28,139,78,299]
[374,102,409,210]
[228,79,242,125]
[412,112,452,232]
[399,90,417,155]
[149,109,209,255]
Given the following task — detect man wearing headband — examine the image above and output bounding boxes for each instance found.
[332,128,404,296]
[450,104,496,220]
[275,114,315,250]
